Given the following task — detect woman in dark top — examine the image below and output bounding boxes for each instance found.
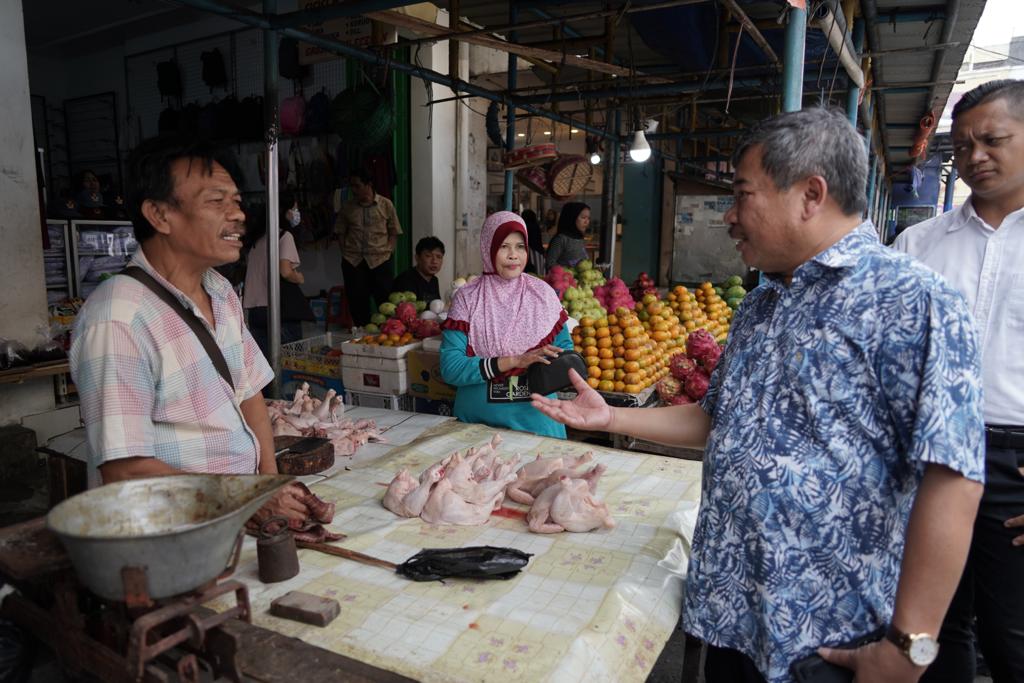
[545,202,591,269]
[521,209,546,276]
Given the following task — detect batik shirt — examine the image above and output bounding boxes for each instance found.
[70,250,274,478]
[686,222,985,682]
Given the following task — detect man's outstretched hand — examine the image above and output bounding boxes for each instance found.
[531,368,614,432]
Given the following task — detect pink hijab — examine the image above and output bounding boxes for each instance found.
[445,212,567,363]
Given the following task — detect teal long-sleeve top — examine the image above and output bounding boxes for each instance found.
[439,326,574,438]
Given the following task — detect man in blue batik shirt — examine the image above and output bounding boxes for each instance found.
[533,108,985,683]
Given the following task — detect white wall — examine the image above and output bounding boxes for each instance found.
[0,0,55,424]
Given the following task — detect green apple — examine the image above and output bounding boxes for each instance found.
[388,292,404,305]
[370,313,386,325]
[364,323,379,334]
[378,302,397,317]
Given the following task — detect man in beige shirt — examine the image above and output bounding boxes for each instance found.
[335,169,402,326]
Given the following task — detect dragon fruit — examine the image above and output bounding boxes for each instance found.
[381,318,406,337]
[395,301,418,325]
[412,319,442,339]
[656,376,683,402]
[686,329,719,365]
[702,344,723,373]
[683,369,711,401]
[669,354,698,381]
[665,394,695,406]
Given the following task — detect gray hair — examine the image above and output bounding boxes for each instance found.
[732,107,868,216]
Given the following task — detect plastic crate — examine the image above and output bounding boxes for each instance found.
[281,333,345,377]
[345,390,413,412]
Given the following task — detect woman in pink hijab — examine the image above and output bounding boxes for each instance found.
[440,211,573,437]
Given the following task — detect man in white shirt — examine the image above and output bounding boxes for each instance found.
[894,79,1024,683]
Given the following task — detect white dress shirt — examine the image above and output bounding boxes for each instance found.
[893,200,1024,425]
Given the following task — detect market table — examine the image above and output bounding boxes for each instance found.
[209,420,702,683]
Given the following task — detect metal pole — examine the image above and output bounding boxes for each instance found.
[606,110,621,278]
[504,3,517,212]
[943,165,957,212]
[847,18,864,125]
[782,5,807,112]
[865,149,878,221]
[264,0,281,397]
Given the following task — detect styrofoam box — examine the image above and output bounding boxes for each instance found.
[341,339,422,359]
[340,353,408,372]
[346,390,413,411]
[342,362,409,395]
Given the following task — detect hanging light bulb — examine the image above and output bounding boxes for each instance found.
[629,130,651,162]
[590,151,601,165]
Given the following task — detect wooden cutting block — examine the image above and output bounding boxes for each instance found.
[269,591,340,627]
[273,435,335,475]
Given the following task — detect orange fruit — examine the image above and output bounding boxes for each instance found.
[588,365,602,379]
[623,372,642,385]
[623,361,640,373]
[585,356,600,367]
[580,326,596,338]
[584,345,599,357]
[579,317,595,328]
[614,381,626,392]
[600,370,615,381]
[596,337,612,349]
[596,327,610,339]
[598,348,613,359]
[624,383,642,394]
[598,358,615,370]
[587,377,601,389]
[613,357,625,368]
[611,333,624,347]
[624,349,642,361]
[598,380,615,392]
[582,336,597,348]
[595,318,609,328]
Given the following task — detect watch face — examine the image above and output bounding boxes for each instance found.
[908,636,940,666]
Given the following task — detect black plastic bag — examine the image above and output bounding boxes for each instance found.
[396,546,532,582]
[0,620,32,683]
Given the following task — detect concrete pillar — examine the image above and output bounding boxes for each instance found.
[410,14,456,295]
[0,0,54,424]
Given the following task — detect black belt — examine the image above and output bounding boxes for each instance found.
[985,425,1024,450]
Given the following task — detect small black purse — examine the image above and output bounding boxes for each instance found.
[526,350,587,396]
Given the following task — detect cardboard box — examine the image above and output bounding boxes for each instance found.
[280,370,344,400]
[406,350,456,401]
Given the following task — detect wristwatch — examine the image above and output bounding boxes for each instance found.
[885,624,940,666]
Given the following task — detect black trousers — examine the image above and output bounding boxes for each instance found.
[342,257,393,327]
[704,643,767,683]
[921,444,1024,683]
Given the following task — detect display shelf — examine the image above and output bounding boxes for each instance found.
[0,360,70,385]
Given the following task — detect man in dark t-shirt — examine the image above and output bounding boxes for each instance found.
[391,236,444,302]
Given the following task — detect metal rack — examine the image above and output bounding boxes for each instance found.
[65,92,121,195]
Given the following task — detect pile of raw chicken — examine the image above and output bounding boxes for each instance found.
[265,382,385,456]
[383,434,615,534]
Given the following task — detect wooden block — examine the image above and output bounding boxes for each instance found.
[269,591,340,627]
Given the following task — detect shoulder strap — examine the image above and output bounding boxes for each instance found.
[120,266,235,391]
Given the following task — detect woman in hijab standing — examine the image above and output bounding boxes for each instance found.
[545,202,591,269]
[521,209,546,276]
[441,212,573,437]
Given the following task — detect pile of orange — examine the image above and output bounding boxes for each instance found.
[666,282,732,343]
[572,306,674,395]
[354,332,415,347]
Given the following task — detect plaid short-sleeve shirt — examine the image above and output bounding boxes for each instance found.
[70,250,274,476]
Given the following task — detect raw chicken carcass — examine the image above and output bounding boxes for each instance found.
[506,451,596,505]
[383,467,443,517]
[420,478,502,526]
[518,462,606,502]
[527,476,615,534]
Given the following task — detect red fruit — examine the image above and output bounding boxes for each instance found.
[656,376,682,401]
[381,318,406,336]
[702,344,723,373]
[396,302,418,324]
[686,329,719,364]
[666,394,695,406]
[683,370,711,401]
[669,354,698,381]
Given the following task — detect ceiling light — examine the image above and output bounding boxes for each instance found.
[543,131,551,135]
[571,128,579,133]
[590,152,601,165]
[517,132,525,138]
[629,130,651,163]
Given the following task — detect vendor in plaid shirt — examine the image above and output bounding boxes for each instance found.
[69,134,309,523]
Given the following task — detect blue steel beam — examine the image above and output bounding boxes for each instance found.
[505,4,518,212]
[272,0,417,28]
[847,19,865,125]
[782,4,807,112]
